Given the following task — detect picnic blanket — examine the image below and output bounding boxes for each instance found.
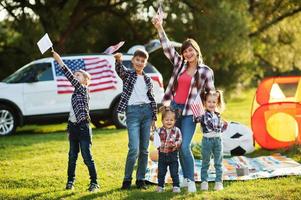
[145,154,301,183]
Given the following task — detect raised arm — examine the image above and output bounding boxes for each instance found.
[114,53,129,80]
[52,51,86,93]
[152,16,182,68]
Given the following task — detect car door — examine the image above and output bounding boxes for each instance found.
[23,62,60,116]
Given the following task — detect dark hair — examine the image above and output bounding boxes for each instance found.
[202,90,225,113]
[172,38,203,93]
[181,38,203,64]
[159,106,176,121]
[133,48,149,60]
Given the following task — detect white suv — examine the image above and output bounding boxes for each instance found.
[0,53,164,135]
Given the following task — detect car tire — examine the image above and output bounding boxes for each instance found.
[112,103,127,129]
[0,105,17,136]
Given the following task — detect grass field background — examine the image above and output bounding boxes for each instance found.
[0,89,301,200]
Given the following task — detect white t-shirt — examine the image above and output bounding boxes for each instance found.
[128,75,151,105]
[69,104,77,123]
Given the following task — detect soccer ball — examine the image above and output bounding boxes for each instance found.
[222,122,255,156]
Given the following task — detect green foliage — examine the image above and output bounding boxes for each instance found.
[0,0,301,90]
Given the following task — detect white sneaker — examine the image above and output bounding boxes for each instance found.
[214,182,223,191]
[180,178,188,188]
[156,186,164,192]
[200,181,209,191]
[187,179,196,193]
[172,186,181,193]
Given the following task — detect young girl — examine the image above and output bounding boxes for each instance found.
[151,106,182,193]
[196,90,227,191]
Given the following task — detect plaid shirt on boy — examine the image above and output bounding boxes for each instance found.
[196,110,228,134]
[158,29,215,116]
[158,127,182,153]
[115,62,157,121]
[61,65,90,123]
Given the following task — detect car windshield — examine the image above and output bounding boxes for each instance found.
[123,61,159,73]
[3,62,53,83]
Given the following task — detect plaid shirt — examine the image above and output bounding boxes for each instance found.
[61,65,90,123]
[158,126,182,153]
[115,62,157,121]
[158,29,215,116]
[196,110,227,134]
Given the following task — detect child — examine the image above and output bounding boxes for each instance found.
[52,51,99,192]
[152,106,182,193]
[114,49,157,190]
[196,90,227,191]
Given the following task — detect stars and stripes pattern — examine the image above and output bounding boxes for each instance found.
[103,41,125,54]
[191,94,205,117]
[54,57,117,94]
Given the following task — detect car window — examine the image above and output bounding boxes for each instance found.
[122,61,158,73]
[3,62,53,83]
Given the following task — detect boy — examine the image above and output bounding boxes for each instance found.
[52,51,100,192]
[114,49,157,190]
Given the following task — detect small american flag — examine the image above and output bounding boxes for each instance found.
[103,41,125,54]
[191,95,205,117]
[156,3,164,20]
[54,57,117,94]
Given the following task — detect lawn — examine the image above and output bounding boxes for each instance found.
[0,89,301,200]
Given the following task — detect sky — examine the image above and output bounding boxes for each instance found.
[0,9,7,21]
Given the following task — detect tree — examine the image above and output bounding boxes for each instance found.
[0,0,300,91]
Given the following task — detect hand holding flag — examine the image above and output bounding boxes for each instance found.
[103,41,125,54]
[152,3,164,29]
[156,3,164,21]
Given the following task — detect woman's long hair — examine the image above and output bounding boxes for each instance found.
[172,38,203,94]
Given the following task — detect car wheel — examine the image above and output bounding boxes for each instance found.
[0,105,17,136]
[112,103,127,129]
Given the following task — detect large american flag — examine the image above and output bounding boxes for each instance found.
[54,57,117,94]
[191,95,205,117]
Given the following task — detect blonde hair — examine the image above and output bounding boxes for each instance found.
[159,106,176,121]
[202,90,225,113]
[77,69,91,86]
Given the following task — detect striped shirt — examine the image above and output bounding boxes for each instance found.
[115,62,157,121]
[158,126,182,153]
[158,29,215,116]
[61,65,90,123]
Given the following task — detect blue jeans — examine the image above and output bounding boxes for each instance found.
[201,137,223,182]
[158,151,179,188]
[171,101,196,181]
[67,122,98,184]
[124,103,153,181]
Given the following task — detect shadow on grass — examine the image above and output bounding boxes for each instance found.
[76,187,193,200]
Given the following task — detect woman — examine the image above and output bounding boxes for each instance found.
[152,16,215,192]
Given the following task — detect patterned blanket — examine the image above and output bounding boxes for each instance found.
[145,154,301,183]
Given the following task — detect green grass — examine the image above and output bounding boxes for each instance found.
[1,89,301,200]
